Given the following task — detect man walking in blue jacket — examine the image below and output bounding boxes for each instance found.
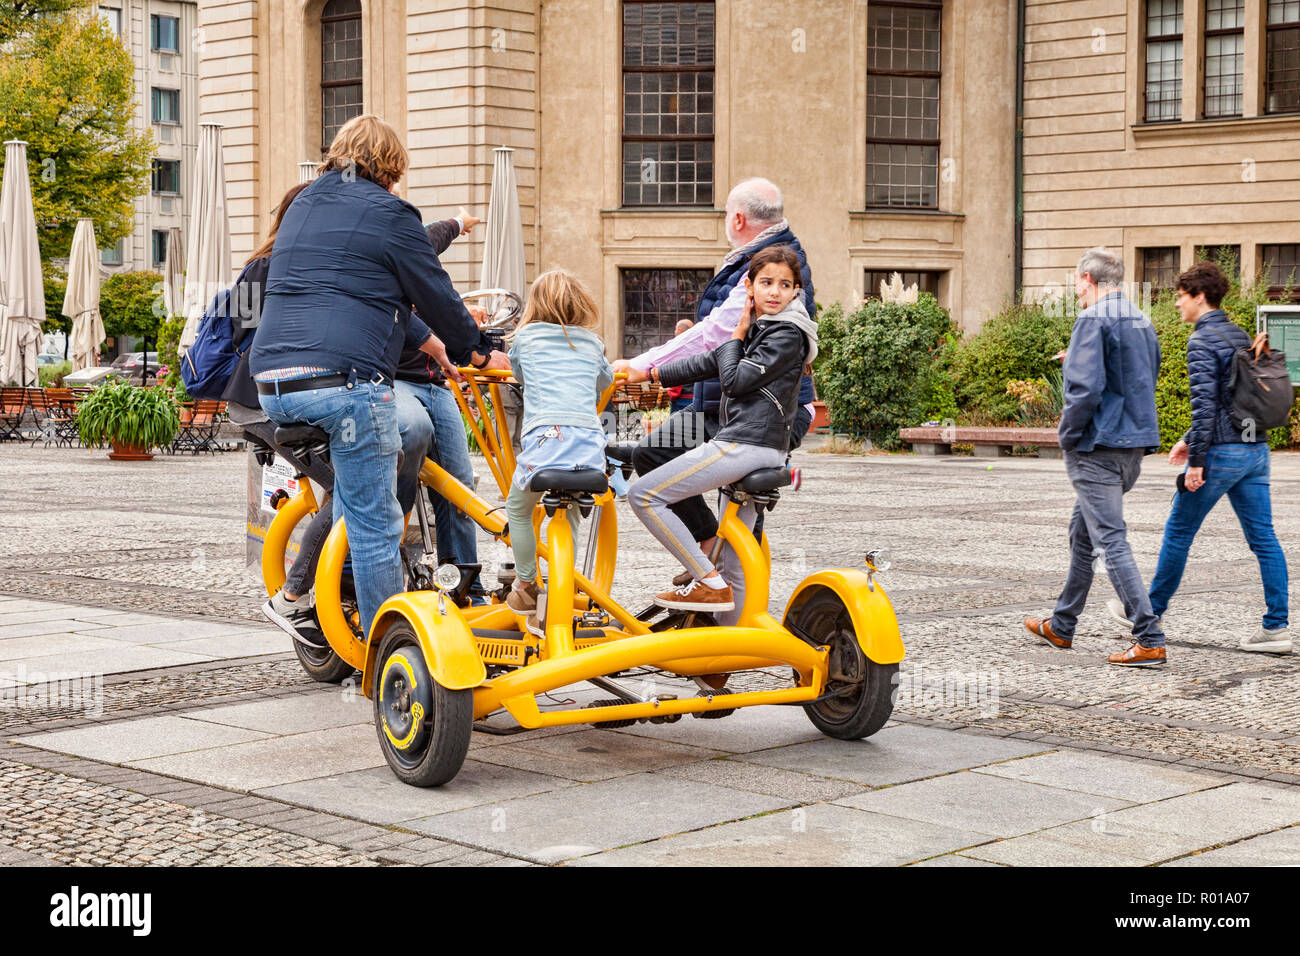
[1024,247,1168,666]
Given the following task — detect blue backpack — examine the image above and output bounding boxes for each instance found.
[181,261,258,400]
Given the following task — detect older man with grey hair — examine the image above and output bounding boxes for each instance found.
[613,177,817,592]
[1025,247,1168,667]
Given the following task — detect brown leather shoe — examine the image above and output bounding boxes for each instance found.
[655,579,735,612]
[672,569,694,588]
[505,579,539,613]
[1108,642,1167,667]
[1024,616,1071,649]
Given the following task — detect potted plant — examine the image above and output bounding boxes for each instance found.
[75,379,181,460]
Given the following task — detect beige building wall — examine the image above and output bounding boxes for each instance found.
[1022,0,1300,300]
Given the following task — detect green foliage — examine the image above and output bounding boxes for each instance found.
[953,301,1074,421]
[41,259,68,339]
[100,271,165,343]
[0,5,153,258]
[75,378,180,451]
[814,295,961,449]
[156,314,187,396]
[38,360,71,387]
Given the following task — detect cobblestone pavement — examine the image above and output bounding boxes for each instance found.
[2,442,1298,865]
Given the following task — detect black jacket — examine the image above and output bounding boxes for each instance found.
[1185,310,1260,467]
[396,218,462,387]
[657,318,810,452]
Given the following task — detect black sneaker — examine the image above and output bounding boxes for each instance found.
[262,590,327,647]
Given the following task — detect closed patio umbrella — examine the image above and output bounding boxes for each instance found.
[479,146,526,314]
[0,141,45,387]
[161,225,184,320]
[180,123,230,353]
[63,218,104,371]
[298,161,318,184]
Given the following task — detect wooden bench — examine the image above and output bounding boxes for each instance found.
[899,426,1062,459]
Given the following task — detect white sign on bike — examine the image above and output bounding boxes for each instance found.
[261,459,300,512]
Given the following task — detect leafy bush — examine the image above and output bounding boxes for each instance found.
[953,301,1074,421]
[38,360,72,387]
[100,270,165,344]
[814,295,961,449]
[41,260,68,344]
[155,314,189,399]
[76,378,180,452]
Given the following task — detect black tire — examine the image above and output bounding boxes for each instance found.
[794,590,896,740]
[373,622,473,787]
[291,621,357,685]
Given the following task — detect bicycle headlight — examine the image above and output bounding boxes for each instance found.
[433,563,463,593]
[865,549,892,573]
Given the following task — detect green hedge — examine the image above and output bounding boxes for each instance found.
[952,302,1074,422]
[814,294,960,449]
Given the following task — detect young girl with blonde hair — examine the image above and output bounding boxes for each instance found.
[504,270,614,614]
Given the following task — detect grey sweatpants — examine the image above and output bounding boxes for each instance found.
[629,439,784,622]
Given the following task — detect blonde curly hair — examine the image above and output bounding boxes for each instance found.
[508,270,603,349]
[318,114,408,189]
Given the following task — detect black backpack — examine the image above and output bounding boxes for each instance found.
[1206,323,1295,434]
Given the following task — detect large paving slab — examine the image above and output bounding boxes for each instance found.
[572,802,993,867]
[181,692,370,735]
[607,703,826,754]
[1160,826,1300,866]
[255,762,579,825]
[128,725,387,790]
[836,771,1132,838]
[971,750,1225,802]
[735,723,1050,785]
[20,714,273,763]
[960,832,1152,866]
[0,632,130,662]
[404,773,790,863]
[652,757,867,803]
[466,728,724,783]
[0,644,217,679]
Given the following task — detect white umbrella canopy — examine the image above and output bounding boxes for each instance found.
[479,146,526,314]
[162,225,184,319]
[180,123,230,352]
[0,140,45,387]
[63,218,104,371]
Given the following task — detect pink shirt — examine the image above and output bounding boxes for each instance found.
[629,283,749,372]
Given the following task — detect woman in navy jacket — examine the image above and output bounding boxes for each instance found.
[250,114,507,639]
[1136,261,1289,654]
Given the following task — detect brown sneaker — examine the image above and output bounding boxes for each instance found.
[1108,642,1167,667]
[672,569,694,588]
[1024,616,1071,649]
[655,579,735,612]
[506,580,539,613]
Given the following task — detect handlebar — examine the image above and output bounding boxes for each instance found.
[460,288,523,330]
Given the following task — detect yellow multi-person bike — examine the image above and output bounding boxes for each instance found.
[254,292,905,787]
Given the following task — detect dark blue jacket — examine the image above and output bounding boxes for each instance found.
[249,170,491,383]
[692,226,816,416]
[1185,310,1259,467]
[1058,291,1162,454]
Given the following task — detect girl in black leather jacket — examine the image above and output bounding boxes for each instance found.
[626,245,819,615]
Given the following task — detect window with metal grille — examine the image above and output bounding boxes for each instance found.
[151,14,179,53]
[1141,247,1181,291]
[1194,243,1241,279]
[151,88,180,125]
[620,268,714,357]
[621,2,715,207]
[864,270,942,301]
[1267,0,1300,113]
[152,230,169,268]
[322,0,363,153]
[866,1,941,208]
[1261,243,1300,298]
[1144,0,1183,122]
[1204,0,1244,118]
[100,239,124,267]
[151,159,180,194]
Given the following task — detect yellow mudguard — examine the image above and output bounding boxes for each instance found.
[364,592,487,696]
[783,570,905,665]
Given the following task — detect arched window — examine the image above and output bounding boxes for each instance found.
[321,0,363,152]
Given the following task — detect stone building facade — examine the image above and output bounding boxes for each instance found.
[191,0,1300,348]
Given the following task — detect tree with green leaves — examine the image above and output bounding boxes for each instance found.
[0,2,153,259]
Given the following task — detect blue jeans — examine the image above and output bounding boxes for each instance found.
[260,380,402,638]
[1052,447,1165,647]
[1149,442,1289,630]
[395,380,478,565]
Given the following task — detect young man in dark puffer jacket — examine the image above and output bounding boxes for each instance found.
[1119,261,1289,653]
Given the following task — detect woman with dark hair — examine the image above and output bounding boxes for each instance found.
[1111,260,1290,653]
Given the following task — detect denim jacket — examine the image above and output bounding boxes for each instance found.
[1058,291,1162,454]
[508,324,614,436]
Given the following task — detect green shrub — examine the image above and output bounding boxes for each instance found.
[953,301,1074,421]
[814,295,961,449]
[38,361,72,387]
[76,378,180,452]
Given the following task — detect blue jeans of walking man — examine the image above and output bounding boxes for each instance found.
[1149,442,1288,630]
[1052,447,1165,648]
[395,380,478,566]
[260,380,408,638]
